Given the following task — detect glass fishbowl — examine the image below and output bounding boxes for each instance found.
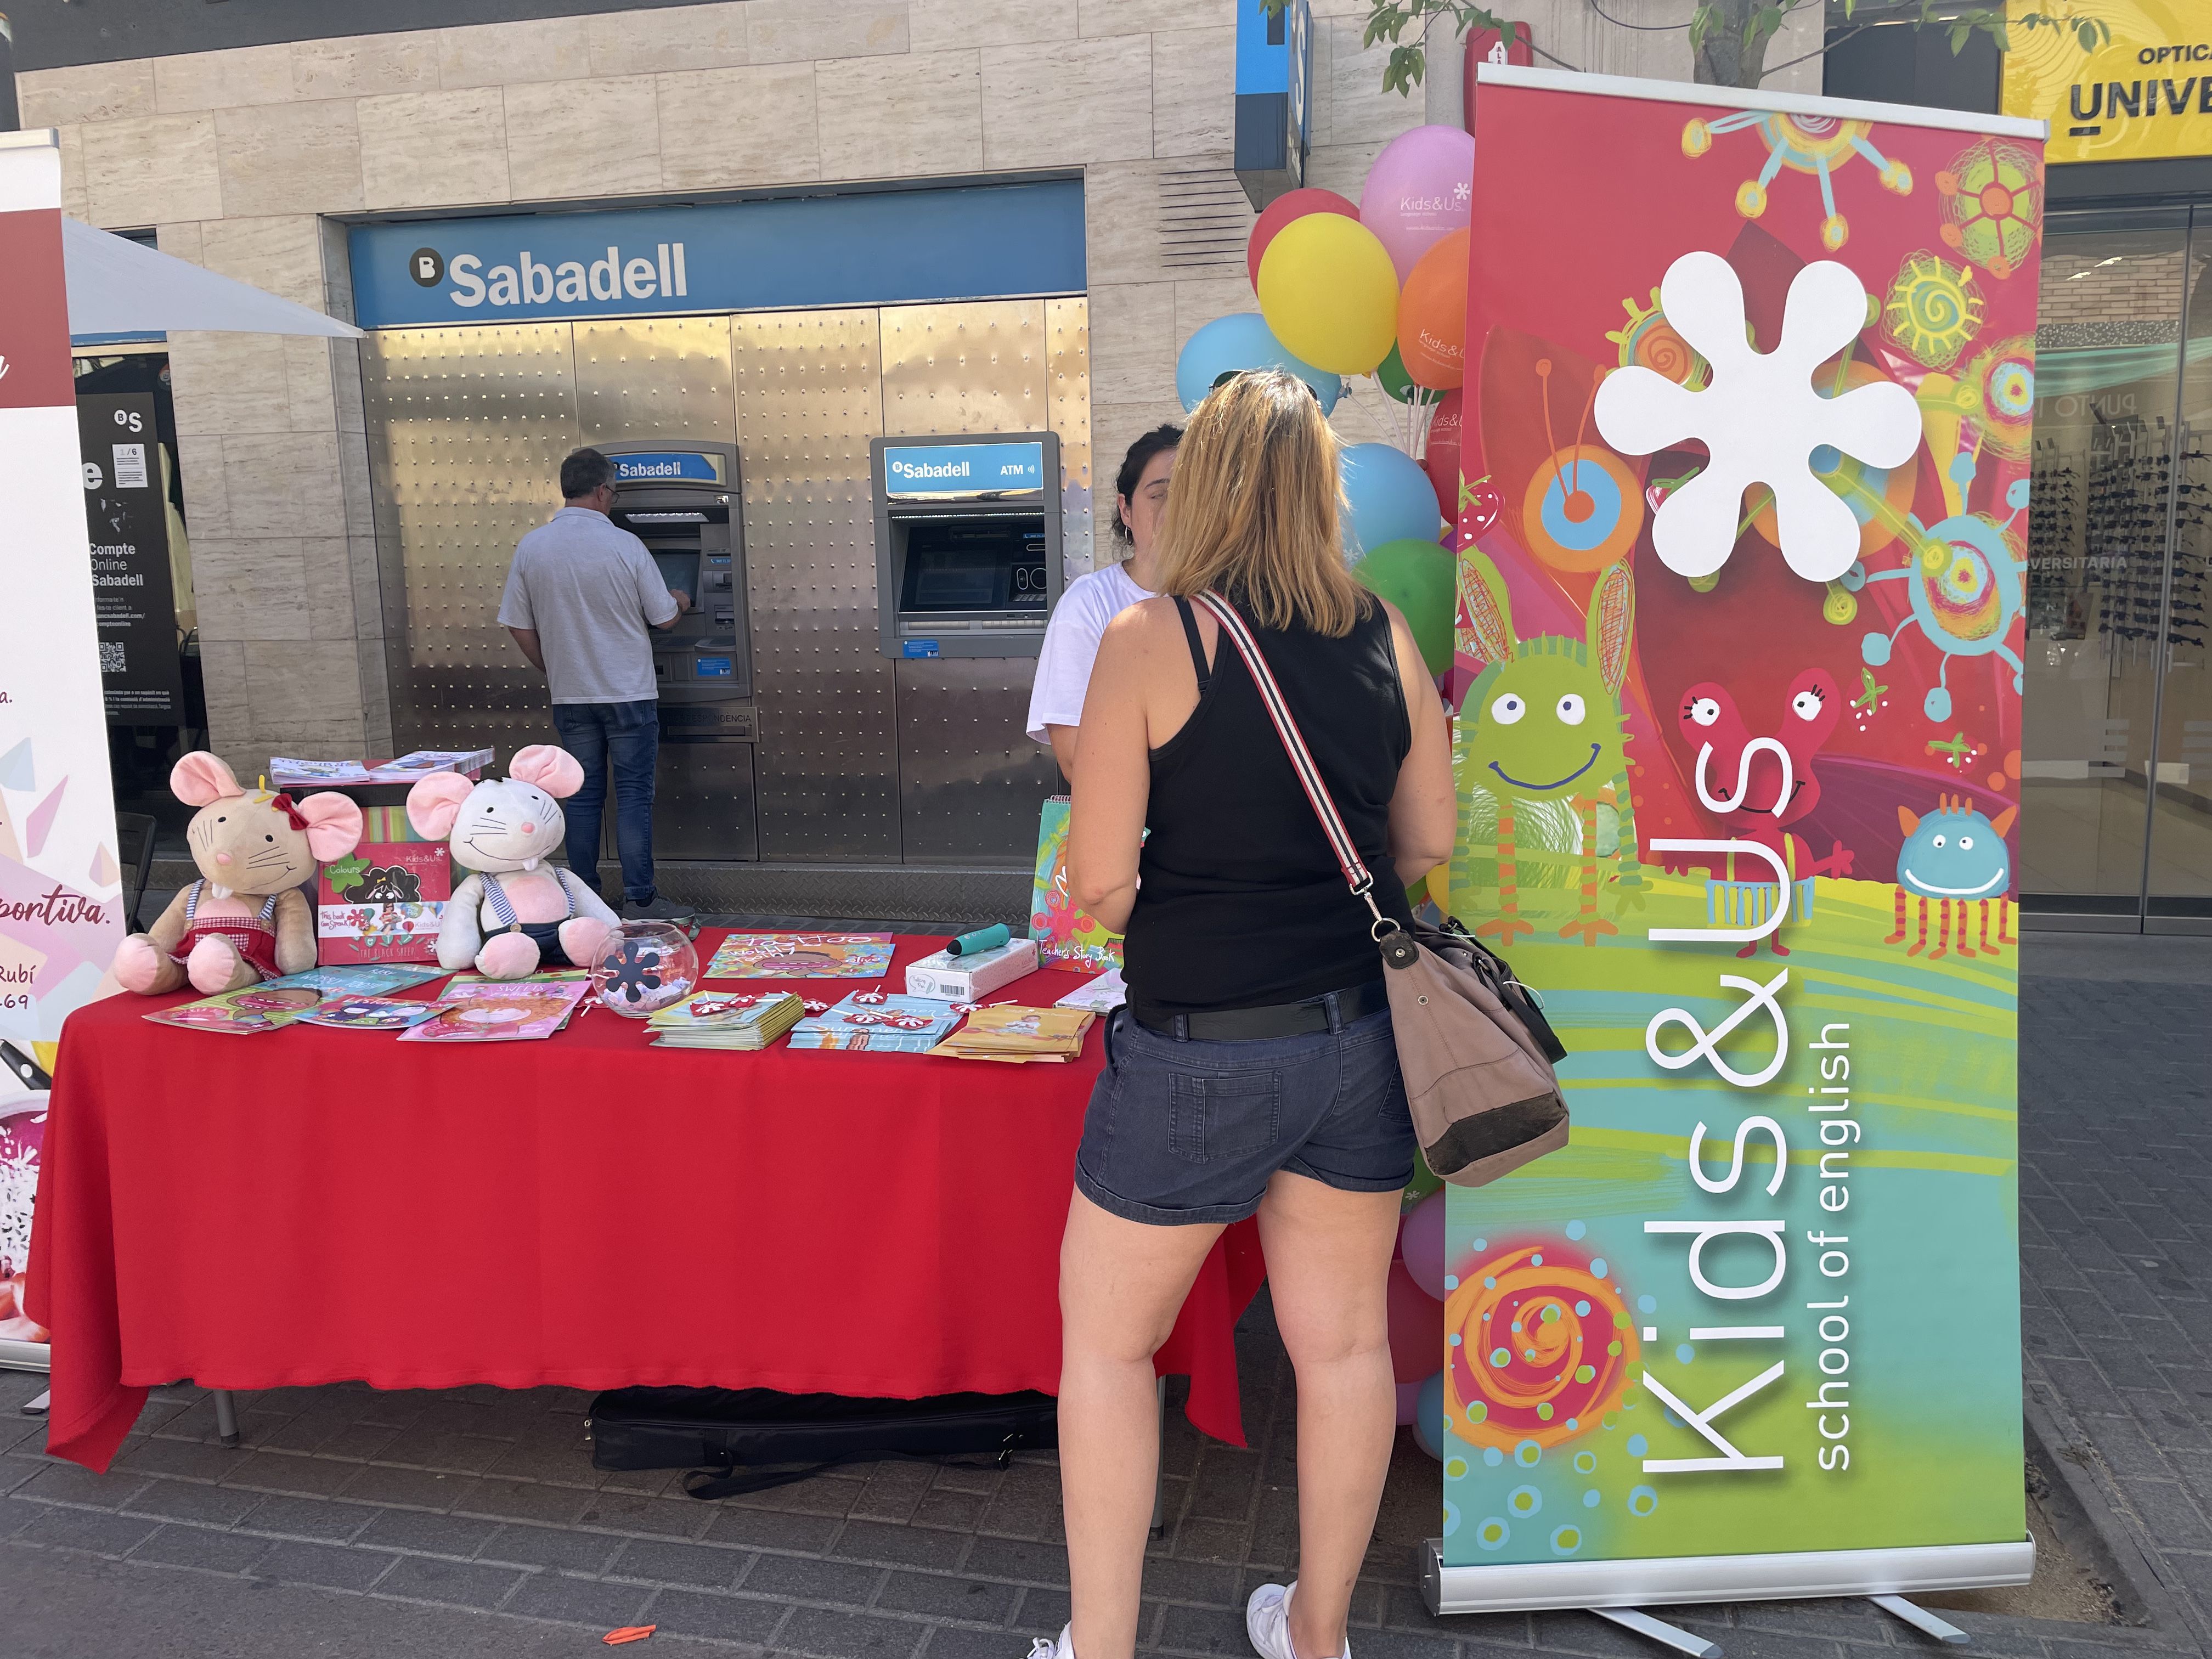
[586,920,699,1018]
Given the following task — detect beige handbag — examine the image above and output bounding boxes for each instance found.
[1196,592,1570,1188]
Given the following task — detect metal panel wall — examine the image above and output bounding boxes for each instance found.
[731,309,898,861]
[362,323,580,760]
[880,303,1062,862]
[574,317,736,448]
[1047,298,1094,577]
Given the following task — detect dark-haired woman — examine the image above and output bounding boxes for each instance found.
[1025,425,1182,775]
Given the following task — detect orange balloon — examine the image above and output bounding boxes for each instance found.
[1397,229,1469,390]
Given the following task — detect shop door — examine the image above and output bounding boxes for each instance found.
[2025,206,2212,930]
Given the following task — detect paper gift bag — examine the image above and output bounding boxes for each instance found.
[1028,795,1124,972]
[316,805,450,964]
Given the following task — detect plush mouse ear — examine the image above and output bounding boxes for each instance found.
[172,751,243,808]
[508,744,585,800]
[295,792,366,862]
[407,772,476,841]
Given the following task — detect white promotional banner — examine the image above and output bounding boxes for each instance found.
[0,131,127,1363]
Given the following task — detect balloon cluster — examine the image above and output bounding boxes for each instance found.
[1170,127,1479,678]
[1388,1153,1451,1460]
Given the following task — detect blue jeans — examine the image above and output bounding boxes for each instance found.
[551,699,659,906]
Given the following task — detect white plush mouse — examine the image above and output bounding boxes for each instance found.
[404,745,618,980]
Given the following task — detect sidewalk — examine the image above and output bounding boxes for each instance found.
[3,931,2208,1659]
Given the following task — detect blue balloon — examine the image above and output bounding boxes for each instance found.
[1341,443,1443,561]
[1176,313,1342,414]
[1414,1369,1447,1460]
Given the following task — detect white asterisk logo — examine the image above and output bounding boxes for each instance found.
[1593,251,1921,584]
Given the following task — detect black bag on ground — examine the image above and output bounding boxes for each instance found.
[586,1386,1059,1500]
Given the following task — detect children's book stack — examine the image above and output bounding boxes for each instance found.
[786,992,961,1053]
[143,963,445,1035]
[930,1005,1096,1064]
[396,973,590,1043]
[646,991,806,1050]
[706,934,894,979]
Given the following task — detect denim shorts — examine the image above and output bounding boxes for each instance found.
[1074,998,1418,1226]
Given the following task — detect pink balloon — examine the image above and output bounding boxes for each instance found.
[1362,125,1475,283]
[1386,1255,1443,1384]
[1400,1188,1449,1301]
[1395,1380,1422,1426]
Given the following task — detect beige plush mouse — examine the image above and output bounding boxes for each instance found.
[112,753,365,996]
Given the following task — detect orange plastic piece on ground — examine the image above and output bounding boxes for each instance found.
[603,1627,656,1646]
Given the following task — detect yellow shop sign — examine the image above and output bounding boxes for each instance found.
[2003,1,2212,163]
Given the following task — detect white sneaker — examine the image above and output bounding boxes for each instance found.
[1247,1582,1350,1659]
[1027,1627,1074,1659]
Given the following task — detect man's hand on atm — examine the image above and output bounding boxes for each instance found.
[654,590,692,630]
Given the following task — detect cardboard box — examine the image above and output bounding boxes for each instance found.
[905,937,1039,1001]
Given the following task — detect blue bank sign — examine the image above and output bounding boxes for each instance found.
[352,182,1085,330]
[882,442,1045,498]
[611,452,720,482]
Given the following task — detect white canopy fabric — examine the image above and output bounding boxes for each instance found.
[63,216,364,340]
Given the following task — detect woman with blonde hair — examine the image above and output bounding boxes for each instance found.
[1041,371,1456,1659]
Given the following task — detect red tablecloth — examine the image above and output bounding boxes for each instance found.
[29,935,1265,1471]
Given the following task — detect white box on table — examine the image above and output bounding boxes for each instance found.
[904,938,1039,1001]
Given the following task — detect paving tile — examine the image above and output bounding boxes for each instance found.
[706,1505,844,1554]
[249,1538,400,1592]
[373,1553,528,1609]
[574,1488,707,1536]
[960,1535,1070,1586]
[13,1504,161,1556]
[505,1568,655,1628]
[336,1463,469,1510]
[926,1625,1050,1659]
[109,1435,245,1483]
[234,1493,376,1542]
[910,1490,991,1533]
[646,1587,791,1644]
[608,1535,750,1589]
[354,1506,503,1558]
[478,1521,626,1575]
[119,1477,263,1527]
[740,1548,883,1604]
[775,1605,933,1659]
[126,1521,274,1575]
[876,1567,1022,1623]
[14,1458,152,1510]
[1013,1585,1072,1634]
[832,1515,972,1568]
[216,1450,364,1498]
[454,1475,598,1527]
[1156,1600,1259,1654]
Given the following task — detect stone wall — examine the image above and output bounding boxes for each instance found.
[19,0,1752,775]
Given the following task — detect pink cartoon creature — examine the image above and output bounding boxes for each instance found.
[406,746,619,980]
[112,753,365,996]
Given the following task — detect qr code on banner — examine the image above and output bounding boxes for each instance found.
[99,640,126,674]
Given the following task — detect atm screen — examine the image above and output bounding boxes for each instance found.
[900,517,1048,614]
[652,551,700,606]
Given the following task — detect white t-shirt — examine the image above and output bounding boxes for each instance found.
[1025,561,1154,746]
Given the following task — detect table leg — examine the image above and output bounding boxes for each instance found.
[1150,1376,1168,1539]
[212,1389,240,1447]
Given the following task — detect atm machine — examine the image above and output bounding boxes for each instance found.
[598,441,758,860]
[871,432,1064,659]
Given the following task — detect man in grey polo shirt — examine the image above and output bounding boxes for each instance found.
[499,447,693,922]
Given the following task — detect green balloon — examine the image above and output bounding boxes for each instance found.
[1375,344,1417,404]
[1356,537,1455,676]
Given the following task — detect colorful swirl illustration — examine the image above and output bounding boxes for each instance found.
[1881,251,1986,371]
[1966,336,2035,460]
[1444,1243,1639,1452]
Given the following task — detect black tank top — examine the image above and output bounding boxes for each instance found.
[1124,594,1415,1017]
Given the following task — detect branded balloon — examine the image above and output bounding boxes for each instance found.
[1175,313,1342,414]
[1374,343,1418,404]
[1397,229,1469,390]
[1424,387,1465,514]
[1363,124,1475,283]
[1413,1370,1447,1460]
[1246,186,1360,289]
[1398,1188,1448,1300]
[1341,442,1442,558]
[1356,538,1457,677]
[1256,214,1399,376]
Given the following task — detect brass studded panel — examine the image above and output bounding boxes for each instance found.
[1047,297,1094,577]
[574,317,736,447]
[731,309,898,861]
[361,323,579,759]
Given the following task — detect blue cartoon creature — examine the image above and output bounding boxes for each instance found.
[1886,793,2018,959]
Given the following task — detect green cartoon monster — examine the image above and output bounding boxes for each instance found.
[1451,552,1644,947]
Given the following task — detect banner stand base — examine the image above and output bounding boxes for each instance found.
[1591,1607,1720,1657]
[1870,1595,1970,1646]
[1423,1537,2034,1626]
[19,1390,46,1418]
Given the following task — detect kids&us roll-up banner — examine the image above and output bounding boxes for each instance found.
[0,132,129,1369]
[1431,67,2045,1615]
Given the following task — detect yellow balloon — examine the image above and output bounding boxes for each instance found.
[1256,213,1400,376]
